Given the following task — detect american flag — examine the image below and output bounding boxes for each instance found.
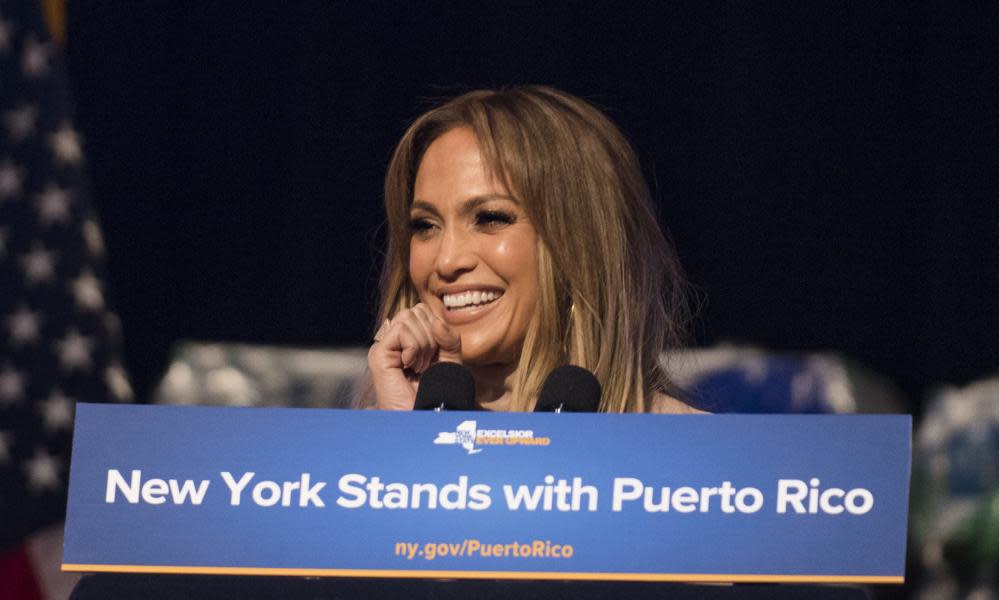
[1,1,132,598]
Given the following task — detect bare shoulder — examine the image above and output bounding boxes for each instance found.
[650,392,709,414]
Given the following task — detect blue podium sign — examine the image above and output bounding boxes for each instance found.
[62,404,910,583]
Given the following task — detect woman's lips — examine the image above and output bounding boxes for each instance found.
[440,291,503,325]
[442,289,502,309]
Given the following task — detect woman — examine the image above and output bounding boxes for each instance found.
[365,86,699,414]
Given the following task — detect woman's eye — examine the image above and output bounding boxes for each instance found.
[408,218,435,236]
[475,210,516,228]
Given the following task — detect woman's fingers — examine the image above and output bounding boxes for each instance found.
[373,318,391,343]
[410,305,438,372]
[431,314,462,363]
[378,304,462,369]
[395,318,435,372]
[369,308,429,410]
[367,303,463,411]
[411,302,462,364]
[396,320,422,369]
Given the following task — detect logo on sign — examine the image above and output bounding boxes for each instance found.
[434,420,481,454]
[434,421,551,455]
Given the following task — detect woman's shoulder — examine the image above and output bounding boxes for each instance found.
[649,392,709,414]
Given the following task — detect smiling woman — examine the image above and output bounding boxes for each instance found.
[365,86,698,413]
[409,129,538,373]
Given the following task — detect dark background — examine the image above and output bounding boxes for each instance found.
[63,3,998,414]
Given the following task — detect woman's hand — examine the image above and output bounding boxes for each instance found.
[368,303,462,410]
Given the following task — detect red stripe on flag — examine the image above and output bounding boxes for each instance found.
[0,544,44,600]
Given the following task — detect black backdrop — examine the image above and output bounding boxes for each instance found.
[63,3,998,413]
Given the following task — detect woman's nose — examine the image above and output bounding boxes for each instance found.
[434,227,476,280]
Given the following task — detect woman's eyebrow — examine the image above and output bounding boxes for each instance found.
[410,200,440,216]
[457,195,519,217]
[410,194,519,217]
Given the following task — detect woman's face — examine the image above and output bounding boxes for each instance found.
[409,127,538,366]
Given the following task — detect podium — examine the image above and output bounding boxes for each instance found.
[71,573,870,599]
[62,405,909,594]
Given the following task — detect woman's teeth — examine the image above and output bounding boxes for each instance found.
[442,290,501,310]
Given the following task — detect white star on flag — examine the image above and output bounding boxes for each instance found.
[36,183,72,226]
[70,270,104,311]
[0,430,11,464]
[6,305,42,346]
[0,160,24,200]
[50,122,83,165]
[41,389,75,432]
[106,363,134,402]
[20,244,57,285]
[4,104,38,141]
[54,328,93,371]
[0,365,26,406]
[82,219,106,256]
[0,18,11,54]
[24,447,61,492]
[22,35,50,78]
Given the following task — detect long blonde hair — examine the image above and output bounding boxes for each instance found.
[378,86,689,412]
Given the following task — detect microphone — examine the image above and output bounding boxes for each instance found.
[535,365,602,412]
[414,362,477,411]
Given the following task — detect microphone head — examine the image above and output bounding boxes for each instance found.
[535,365,602,412]
[414,362,477,411]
